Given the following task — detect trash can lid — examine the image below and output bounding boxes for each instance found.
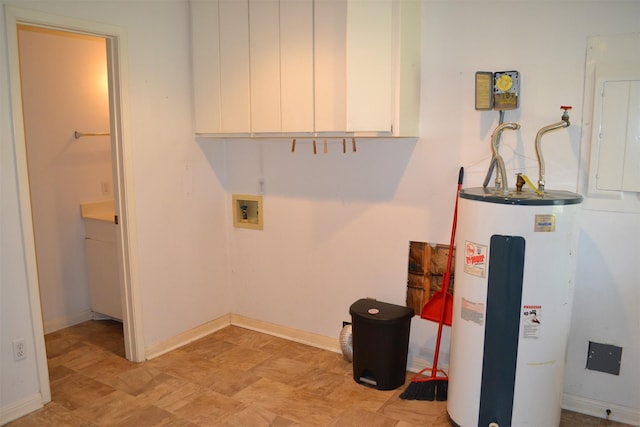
[349,299,414,322]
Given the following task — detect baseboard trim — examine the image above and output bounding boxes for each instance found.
[144,313,342,360]
[562,393,640,426]
[0,393,44,425]
[230,314,341,354]
[43,309,93,334]
[145,314,232,360]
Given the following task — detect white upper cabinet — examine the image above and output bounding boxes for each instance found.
[346,0,392,133]
[314,0,347,133]
[248,0,281,132]
[191,0,250,133]
[190,0,420,137]
[280,0,315,132]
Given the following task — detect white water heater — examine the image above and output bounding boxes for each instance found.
[447,187,582,427]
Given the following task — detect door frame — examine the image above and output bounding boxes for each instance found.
[5,5,144,384]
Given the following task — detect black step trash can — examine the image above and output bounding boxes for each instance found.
[349,298,413,390]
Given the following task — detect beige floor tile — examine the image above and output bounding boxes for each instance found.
[74,352,137,385]
[233,377,297,412]
[208,343,273,372]
[379,397,448,426]
[133,375,208,413]
[249,356,316,385]
[326,377,396,413]
[50,370,116,411]
[116,405,196,427]
[328,407,398,427]
[179,335,236,360]
[212,325,280,350]
[72,389,149,425]
[195,366,262,396]
[4,401,99,427]
[48,364,77,383]
[7,320,635,427]
[173,388,246,425]
[218,405,283,427]
[292,346,352,376]
[107,366,175,396]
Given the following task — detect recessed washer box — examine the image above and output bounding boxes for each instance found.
[232,194,263,230]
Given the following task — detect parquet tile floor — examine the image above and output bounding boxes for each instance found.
[6,320,634,426]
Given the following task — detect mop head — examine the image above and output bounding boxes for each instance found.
[399,369,448,401]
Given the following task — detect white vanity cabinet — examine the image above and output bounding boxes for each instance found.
[190,0,420,137]
[84,218,122,320]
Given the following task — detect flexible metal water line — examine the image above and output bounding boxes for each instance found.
[535,107,571,192]
[483,110,505,188]
[490,122,521,195]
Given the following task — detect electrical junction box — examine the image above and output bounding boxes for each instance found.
[475,70,520,110]
[232,194,263,230]
[586,341,622,375]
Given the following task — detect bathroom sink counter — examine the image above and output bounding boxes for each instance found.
[80,200,115,223]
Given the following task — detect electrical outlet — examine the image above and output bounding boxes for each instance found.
[13,339,26,361]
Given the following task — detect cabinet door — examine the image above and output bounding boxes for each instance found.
[280,0,314,132]
[314,0,347,132]
[191,0,222,133]
[192,0,251,134]
[85,238,122,320]
[346,0,393,133]
[249,0,281,132]
[220,0,251,133]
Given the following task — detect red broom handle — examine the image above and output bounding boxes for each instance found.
[431,167,463,377]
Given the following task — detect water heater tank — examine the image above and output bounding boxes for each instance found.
[448,187,582,427]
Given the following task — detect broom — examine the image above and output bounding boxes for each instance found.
[400,167,463,401]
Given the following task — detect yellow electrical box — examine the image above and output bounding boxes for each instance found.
[232,194,263,230]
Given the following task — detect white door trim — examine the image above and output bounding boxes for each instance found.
[4,5,145,381]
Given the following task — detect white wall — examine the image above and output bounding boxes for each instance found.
[223,1,640,423]
[1,0,638,425]
[18,26,112,331]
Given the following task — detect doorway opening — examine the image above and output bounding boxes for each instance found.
[17,24,121,335]
[6,7,144,383]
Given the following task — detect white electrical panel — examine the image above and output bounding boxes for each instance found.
[580,34,640,213]
[593,78,640,192]
[587,62,640,210]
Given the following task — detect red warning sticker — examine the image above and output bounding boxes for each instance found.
[522,305,542,339]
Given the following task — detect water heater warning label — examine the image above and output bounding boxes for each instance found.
[522,305,542,339]
[464,241,487,277]
[461,298,485,325]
